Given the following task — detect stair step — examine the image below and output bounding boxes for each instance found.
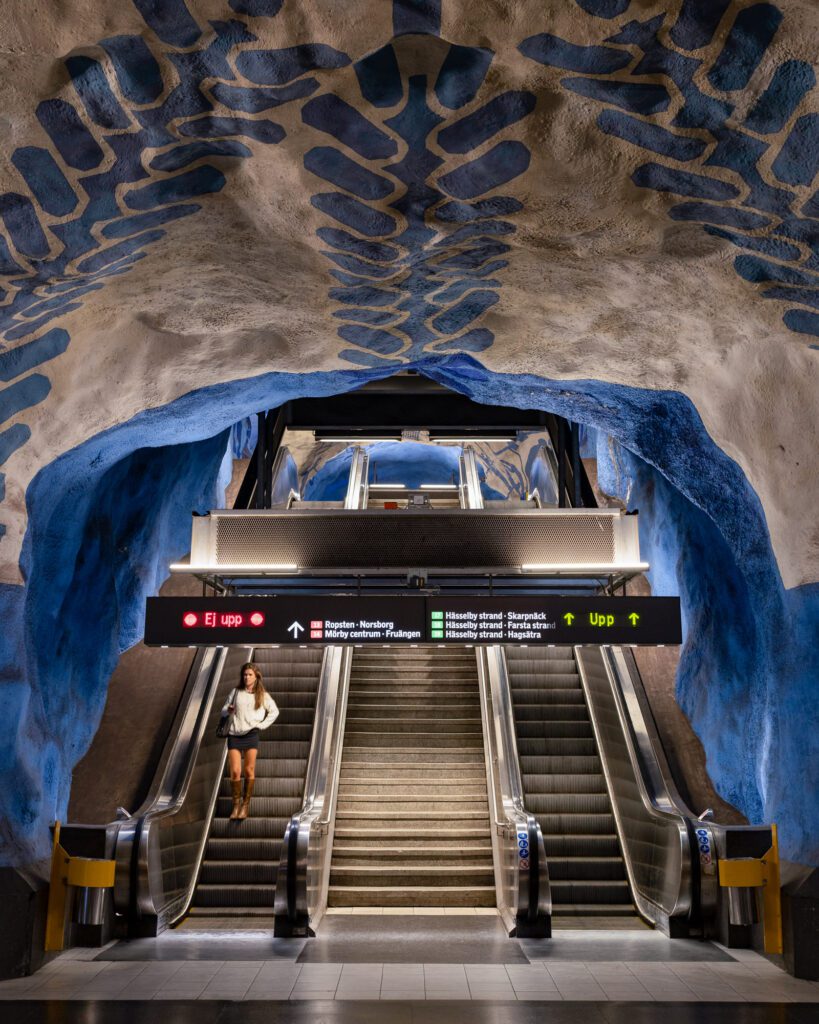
[337,800,489,814]
[342,734,483,747]
[328,885,496,908]
[336,811,489,825]
[344,717,482,728]
[337,783,488,797]
[332,846,492,864]
[342,753,484,764]
[331,865,494,882]
[339,770,486,782]
[334,828,490,843]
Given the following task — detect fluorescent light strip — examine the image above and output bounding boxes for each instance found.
[521,562,650,572]
[419,483,458,490]
[317,437,400,444]
[431,437,515,443]
[170,562,299,573]
[369,483,406,489]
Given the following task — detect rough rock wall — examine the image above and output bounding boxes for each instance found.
[0,0,817,865]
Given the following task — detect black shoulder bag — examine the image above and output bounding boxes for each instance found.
[216,688,238,738]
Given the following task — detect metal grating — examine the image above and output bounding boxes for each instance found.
[213,511,616,569]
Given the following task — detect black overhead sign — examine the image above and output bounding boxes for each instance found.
[145,596,681,647]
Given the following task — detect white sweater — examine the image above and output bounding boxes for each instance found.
[223,689,279,735]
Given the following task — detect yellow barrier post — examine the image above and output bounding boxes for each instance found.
[717,824,783,956]
[762,824,783,955]
[44,822,71,952]
[45,822,119,953]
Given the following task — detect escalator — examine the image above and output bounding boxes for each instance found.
[189,647,323,916]
[506,646,633,916]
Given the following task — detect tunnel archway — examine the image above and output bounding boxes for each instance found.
[1,356,816,869]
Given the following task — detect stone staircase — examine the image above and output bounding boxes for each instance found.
[328,646,496,907]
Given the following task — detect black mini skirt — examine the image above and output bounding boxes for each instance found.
[227,729,260,751]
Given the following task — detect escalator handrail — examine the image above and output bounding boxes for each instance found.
[575,645,695,921]
[296,645,350,825]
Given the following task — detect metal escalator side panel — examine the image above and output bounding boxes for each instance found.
[575,646,693,929]
[477,644,551,936]
[274,644,351,936]
[112,644,240,929]
[608,647,719,933]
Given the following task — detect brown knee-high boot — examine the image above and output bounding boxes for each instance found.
[229,779,243,820]
[238,777,255,820]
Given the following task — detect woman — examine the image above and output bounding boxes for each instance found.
[223,662,279,820]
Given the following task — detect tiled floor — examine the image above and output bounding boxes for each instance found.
[2,946,818,1002]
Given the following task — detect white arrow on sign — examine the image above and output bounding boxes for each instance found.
[287,621,305,638]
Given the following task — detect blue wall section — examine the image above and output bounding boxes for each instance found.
[0,356,817,866]
[591,423,818,859]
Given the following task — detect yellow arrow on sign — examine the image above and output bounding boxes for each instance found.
[563,612,575,625]
[629,612,640,626]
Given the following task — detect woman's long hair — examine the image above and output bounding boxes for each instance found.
[238,662,267,710]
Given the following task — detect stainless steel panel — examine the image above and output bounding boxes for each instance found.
[210,509,620,569]
[575,646,692,928]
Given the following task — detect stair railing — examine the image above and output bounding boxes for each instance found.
[476,645,551,937]
[273,645,352,936]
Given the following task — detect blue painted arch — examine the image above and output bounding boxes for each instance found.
[0,355,816,868]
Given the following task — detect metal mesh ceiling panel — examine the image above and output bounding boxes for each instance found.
[213,511,616,568]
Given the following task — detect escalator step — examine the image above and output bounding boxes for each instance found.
[546,857,627,881]
[534,812,616,834]
[194,884,276,907]
[525,793,612,814]
[241,759,308,778]
[509,688,584,704]
[519,755,601,774]
[216,797,303,817]
[219,777,304,798]
[552,903,636,917]
[199,861,278,884]
[513,705,589,722]
[544,834,621,857]
[206,839,281,859]
[517,738,597,755]
[515,722,593,738]
[550,881,632,905]
[208,816,295,838]
[522,772,606,794]
[257,741,312,757]
[509,672,580,687]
